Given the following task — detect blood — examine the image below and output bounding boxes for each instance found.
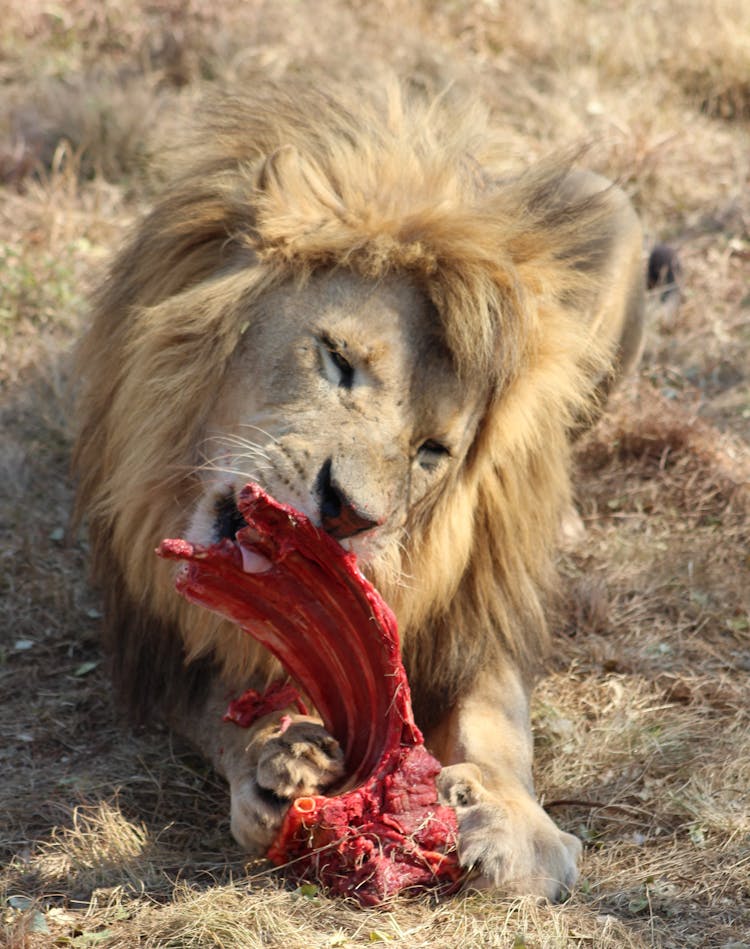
[224,680,308,728]
[158,483,461,904]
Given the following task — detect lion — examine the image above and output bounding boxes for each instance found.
[73,78,645,900]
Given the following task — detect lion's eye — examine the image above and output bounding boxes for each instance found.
[417,439,451,470]
[319,335,354,389]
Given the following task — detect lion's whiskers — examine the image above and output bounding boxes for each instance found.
[236,422,280,445]
[210,432,273,461]
[185,445,274,492]
[190,433,279,490]
[204,463,272,483]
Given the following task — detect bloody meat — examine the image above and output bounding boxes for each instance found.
[158,483,461,904]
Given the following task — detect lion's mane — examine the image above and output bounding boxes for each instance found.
[74,79,617,728]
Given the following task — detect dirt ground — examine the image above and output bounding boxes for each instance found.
[1,1,748,946]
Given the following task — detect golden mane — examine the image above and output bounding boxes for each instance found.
[74,78,618,724]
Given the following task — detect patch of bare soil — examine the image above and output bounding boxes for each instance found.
[2,2,748,947]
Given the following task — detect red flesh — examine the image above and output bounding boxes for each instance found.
[158,483,460,904]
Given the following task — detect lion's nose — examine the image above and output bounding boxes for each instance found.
[316,459,380,540]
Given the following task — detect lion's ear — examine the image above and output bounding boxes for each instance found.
[255,146,297,193]
[508,168,620,285]
[510,166,645,372]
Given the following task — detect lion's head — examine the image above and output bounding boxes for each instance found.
[74,79,627,729]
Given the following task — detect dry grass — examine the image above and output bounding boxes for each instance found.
[1,1,748,946]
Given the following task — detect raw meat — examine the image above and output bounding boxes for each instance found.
[158,483,461,904]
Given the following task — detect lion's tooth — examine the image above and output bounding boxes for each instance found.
[239,544,271,574]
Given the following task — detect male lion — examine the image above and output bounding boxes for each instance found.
[73,79,644,900]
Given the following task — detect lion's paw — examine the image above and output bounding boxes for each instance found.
[437,763,581,901]
[229,716,344,855]
[254,717,345,799]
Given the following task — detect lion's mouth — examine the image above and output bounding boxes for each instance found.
[214,491,246,542]
[213,489,272,573]
[213,486,359,559]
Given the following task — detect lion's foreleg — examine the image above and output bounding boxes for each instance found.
[428,667,581,900]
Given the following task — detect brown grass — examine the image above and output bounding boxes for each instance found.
[1,1,748,946]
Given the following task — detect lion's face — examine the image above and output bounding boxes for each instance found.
[187,270,483,574]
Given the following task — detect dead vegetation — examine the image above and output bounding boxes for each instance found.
[1,1,748,946]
